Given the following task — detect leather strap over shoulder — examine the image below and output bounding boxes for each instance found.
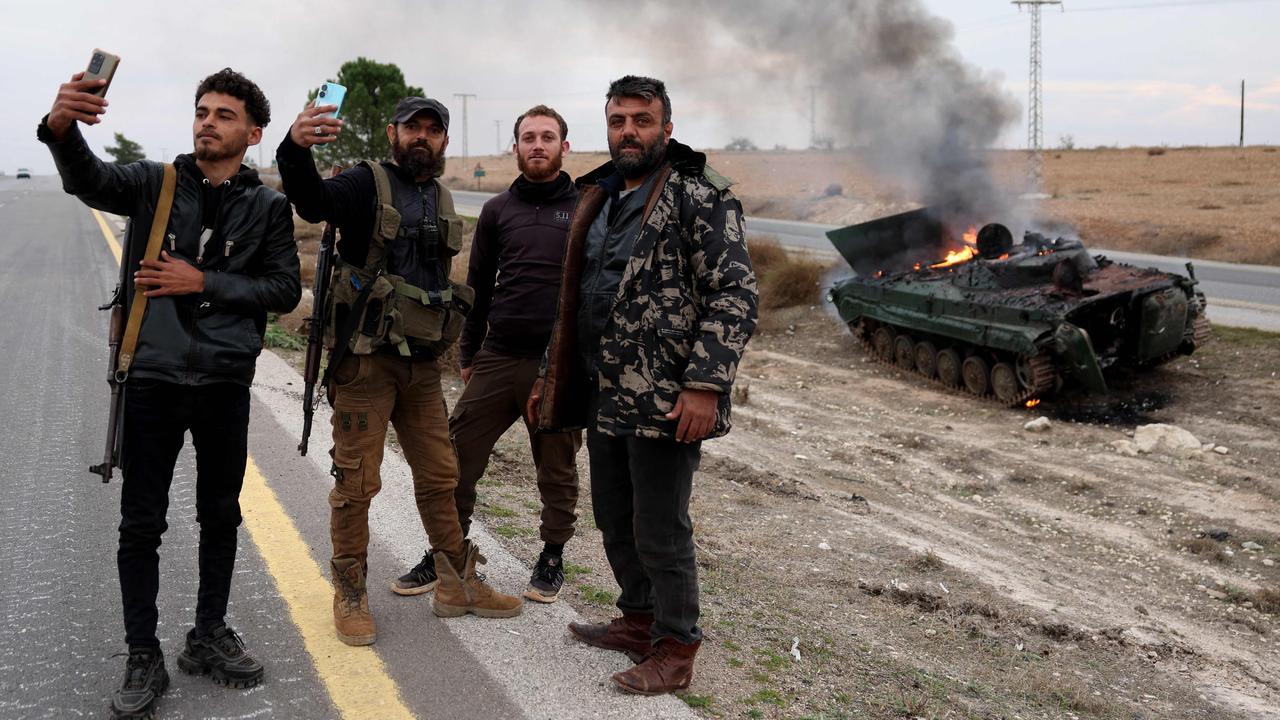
[116,163,177,381]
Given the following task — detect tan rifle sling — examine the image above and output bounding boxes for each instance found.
[116,163,177,381]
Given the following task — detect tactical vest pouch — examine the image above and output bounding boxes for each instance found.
[437,182,463,256]
[443,216,464,256]
[326,265,396,354]
[390,278,474,355]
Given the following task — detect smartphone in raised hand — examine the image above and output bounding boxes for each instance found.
[84,49,120,98]
[317,82,347,119]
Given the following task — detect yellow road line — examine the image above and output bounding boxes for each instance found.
[93,208,413,719]
[90,208,121,264]
[240,458,416,720]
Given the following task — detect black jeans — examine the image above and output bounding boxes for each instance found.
[118,379,249,649]
[586,428,702,645]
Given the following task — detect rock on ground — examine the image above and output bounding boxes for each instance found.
[1024,417,1052,433]
[1133,423,1202,457]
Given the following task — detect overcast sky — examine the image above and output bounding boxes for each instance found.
[3,0,1276,174]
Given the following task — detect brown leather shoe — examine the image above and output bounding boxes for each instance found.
[568,613,654,662]
[611,637,700,695]
[331,558,376,646]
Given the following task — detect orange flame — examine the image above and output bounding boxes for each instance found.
[929,226,980,269]
[1025,399,1041,408]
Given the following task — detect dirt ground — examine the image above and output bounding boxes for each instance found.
[274,147,1280,718]
[463,307,1280,720]
[450,145,1280,266]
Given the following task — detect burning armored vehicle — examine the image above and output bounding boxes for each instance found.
[825,208,1210,405]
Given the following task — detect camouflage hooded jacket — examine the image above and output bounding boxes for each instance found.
[537,139,758,439]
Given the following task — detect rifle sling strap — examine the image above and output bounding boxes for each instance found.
[116,163,177,382]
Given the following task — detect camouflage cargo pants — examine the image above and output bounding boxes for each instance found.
[328,353,464,568]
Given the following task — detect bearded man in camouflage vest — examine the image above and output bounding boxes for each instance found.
[278,96,522,648]
[528,75,757,695]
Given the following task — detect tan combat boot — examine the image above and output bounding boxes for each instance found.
[432,541,523,619]
[331,558,376,646]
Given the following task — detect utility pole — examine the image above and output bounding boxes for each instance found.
[453,93,476,159]
[807,85,818,149]
[495,119,503,154]
[1240,79,1245,148]
[1013,0,1062,190]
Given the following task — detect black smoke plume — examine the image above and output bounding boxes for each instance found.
[588,0,1022,231]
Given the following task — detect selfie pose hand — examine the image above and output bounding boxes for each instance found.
[47,72,109,139]
[289,102,344,148]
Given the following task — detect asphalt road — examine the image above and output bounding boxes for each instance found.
[0,175,696,720]
[453,189,1280,332]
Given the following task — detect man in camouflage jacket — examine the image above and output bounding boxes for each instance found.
[529,75,757,695]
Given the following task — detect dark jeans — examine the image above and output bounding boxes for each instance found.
[587,428,702,644]
[118,379,249,649]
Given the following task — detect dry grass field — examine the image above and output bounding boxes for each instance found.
[447,145,1280,266]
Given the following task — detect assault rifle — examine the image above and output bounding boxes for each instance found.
[88,163,177,481]
[89,287,126,482]
[298,166,342,456]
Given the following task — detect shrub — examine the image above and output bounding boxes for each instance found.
[749,234,825,310]
[761,260,824,309]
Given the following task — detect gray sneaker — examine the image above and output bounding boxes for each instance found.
[524,551,564,603]
[111,647,169,719]
[391,551,439,595]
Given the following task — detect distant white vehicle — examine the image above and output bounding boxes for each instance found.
[17,168,31,179]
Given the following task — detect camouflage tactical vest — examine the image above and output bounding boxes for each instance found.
[325,161,475,357]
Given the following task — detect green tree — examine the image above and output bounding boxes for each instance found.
[309,58,424,168]
[104,132,145,164]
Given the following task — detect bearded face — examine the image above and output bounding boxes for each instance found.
[392,126,447,179]
[516,143,564,181]
[605,95,669,179]
[194,131,249,163]
[515,115,567,182]
[609,132,666,179]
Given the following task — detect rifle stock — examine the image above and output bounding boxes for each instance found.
[89,298,125,482]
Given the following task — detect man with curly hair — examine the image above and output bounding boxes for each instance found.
[40,67,300,719]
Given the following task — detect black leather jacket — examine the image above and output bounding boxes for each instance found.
[40,120,301,386]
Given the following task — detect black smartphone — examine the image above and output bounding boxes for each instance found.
[84,48,121,98]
